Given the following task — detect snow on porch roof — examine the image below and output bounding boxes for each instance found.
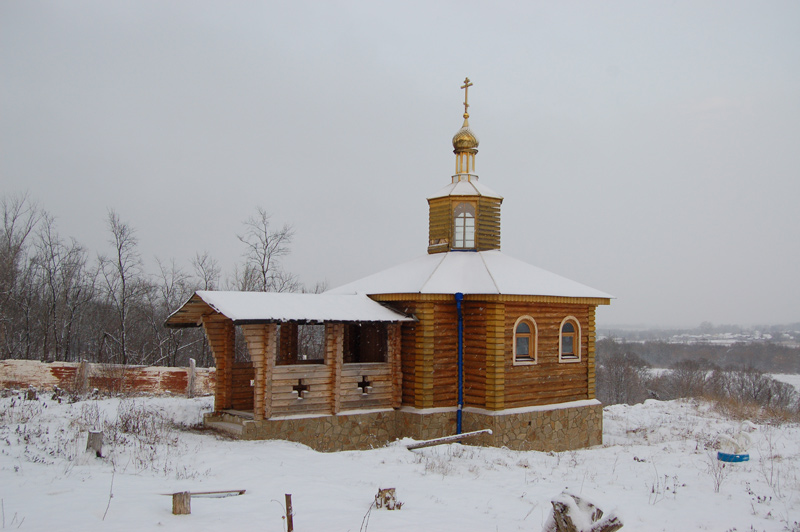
[165,291,414,328]
[326,250,614,300]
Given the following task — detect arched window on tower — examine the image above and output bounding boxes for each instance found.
[453,203,476,249]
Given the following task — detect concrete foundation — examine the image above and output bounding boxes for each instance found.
[206,399,603,452]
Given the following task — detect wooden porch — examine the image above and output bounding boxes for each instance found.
[165,291,410,424]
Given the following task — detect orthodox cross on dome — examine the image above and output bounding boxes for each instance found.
[461,77,473,119]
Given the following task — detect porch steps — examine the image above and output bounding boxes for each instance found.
[205,420,244,437]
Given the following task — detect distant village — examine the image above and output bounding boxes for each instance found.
[601,322,800,348]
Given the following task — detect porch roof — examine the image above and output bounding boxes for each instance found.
[165,291,414,328]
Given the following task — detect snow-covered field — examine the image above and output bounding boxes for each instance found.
[2,392,799,531]
[773,374,800,391]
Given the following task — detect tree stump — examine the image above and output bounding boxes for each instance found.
[375,488,403,510]
[86,430,103,457]
[172,492,191,515]
[545,492,623,532]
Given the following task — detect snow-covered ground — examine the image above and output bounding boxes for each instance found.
[1,392,799,531]
[773,374,800,391]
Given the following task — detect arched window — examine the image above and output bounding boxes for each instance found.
[559,317,581,362]
[513,316,537,364]
[453,203,475,249]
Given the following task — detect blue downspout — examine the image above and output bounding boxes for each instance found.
[455,292,464,435]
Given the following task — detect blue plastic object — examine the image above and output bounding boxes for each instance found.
[717,451,749,462]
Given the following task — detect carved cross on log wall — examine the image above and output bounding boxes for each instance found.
[292,379,309,400]
[358,376,372,396]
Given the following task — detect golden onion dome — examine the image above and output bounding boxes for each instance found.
[452,118,479,150]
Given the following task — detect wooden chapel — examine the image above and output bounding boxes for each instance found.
[166,79,612,451]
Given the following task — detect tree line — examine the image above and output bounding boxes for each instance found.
[0,193,307,368]
[596,338,800,422]
[598,338,800,374]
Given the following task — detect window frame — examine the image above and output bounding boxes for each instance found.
[512,315,538,365]
[453,202,476,249]
[559,316,581,363]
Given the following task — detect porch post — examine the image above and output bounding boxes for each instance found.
[327,323,344,414]
[389,322,402,409]
[241,323,276,421]
[202,315,235,412]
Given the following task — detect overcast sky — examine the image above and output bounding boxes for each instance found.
[2,1,799,329]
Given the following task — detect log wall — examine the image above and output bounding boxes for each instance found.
[432,302,457,407]
[414,302,436,408]
[427,199,451,254]
[340,363,393,410]
[587,306,597,399]
[502,302,592,408]
[271,365,332,416]
[484,302,506,410]
[463,303,487,407]
[475,197,501,251]
[400,313,418,406]
[426,196,502,253]
[389,323,402,408]
[379,294,601,412]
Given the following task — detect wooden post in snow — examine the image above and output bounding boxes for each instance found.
[285,494,294,532]
[187,358,196,398]
[172,492,191,515]
[76,359,90,395]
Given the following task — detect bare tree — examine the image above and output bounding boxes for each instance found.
[98,210,149,364]
[34,213,95,361]
[269,268,301,293]
[13,252,42,359]
[303,280,329,294]
[668,359,708,398]
[596,350,650,405]
[146,258,200,366]
[227,262,259,292]
[0,193,41,358]
[0,194,315,367]
[237,207,295,292]
[188,251,221,366]
[191,251,220,291]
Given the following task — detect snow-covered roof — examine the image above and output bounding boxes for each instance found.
[165,291,414,328]
[427,178,503,200]
[326,250,613,300]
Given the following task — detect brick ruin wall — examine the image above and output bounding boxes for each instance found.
[0,359,215,396]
